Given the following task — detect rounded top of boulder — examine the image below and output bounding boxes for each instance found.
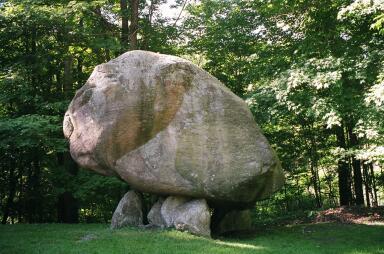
[64,50,284,206]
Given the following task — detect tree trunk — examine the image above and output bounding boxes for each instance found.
[31,26,37,91]
[57,192,79,223]
[76,18,84,87]
[76,56,83,87]
[120,0,129,52]
[308,124,322,208]
[2,158,16,224]
[56,152,79,223]
[335,125,352,206]
[370,163,378,207]
[17,162,24,223]
[310,163,322,208]
[63,55,73,99]
[363,163,371,207]
[347,126,364,205]
[129,0,139,50]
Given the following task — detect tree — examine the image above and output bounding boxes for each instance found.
[183,0,384,209]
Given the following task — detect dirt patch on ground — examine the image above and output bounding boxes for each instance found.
[315,206,384,225]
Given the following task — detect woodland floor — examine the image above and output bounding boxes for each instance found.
[0,208,383,254]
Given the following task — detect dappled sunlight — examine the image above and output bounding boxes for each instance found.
[347,250,384,254]
[214,240,265,250]
[1,224,384,253]
[160,229,266,251]
[162,229,211,241]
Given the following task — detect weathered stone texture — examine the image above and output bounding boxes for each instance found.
[173,199,211,237]
[111,191,143,229]
[147,197,165,227]
[64,50,284,206]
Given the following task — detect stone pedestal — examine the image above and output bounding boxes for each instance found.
[111,191,143,229]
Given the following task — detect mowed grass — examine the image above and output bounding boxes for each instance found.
[0,223,383,254]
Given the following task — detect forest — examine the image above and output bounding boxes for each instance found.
[0,0,383,226]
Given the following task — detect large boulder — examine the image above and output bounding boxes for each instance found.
[64,50,284,206]
[111,191,143,229]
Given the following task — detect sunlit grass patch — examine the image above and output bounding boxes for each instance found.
[0,222,383,254]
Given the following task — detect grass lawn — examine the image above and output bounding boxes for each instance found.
[0,222,383,254]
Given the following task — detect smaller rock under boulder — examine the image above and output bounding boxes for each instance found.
[147,197,165,227]
[147,196,212,237]
[160,196,190,227]
[111,191,143,229]
[173,199,211,238]
[216,209,253,235]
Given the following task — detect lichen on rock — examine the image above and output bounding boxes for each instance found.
[64,50,285,237]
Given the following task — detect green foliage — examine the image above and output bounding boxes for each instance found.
[0,0,176,224]
[1,0,384,225]
[0,115,65,150]
[184,0,384,209]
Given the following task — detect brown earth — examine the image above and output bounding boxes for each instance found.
[315,206,384,225]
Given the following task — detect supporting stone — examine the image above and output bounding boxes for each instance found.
[111,190,143,229]
[145,196,212,237]
[160,196,190,227]
[147,197,165,227]
[173,199,211,238]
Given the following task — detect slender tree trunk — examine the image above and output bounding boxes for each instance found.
[76,56,83,87]
[25,163,33,223]
[55,66,62,94]
[370,163,378,207]
[363,163,371,207]
[129,0,139,50]
[295,177,301,208]
[120,0,129,52]
[2,157,16,224]
[25,153,41,223]
[335,125,352,206]
[284,184,288,211]
[31,26,37,92]
[63,55,73,99]
[76,19,84,87]
[17,161,24,223]
[310,160,322,208]
[348,126,364,205]
[309,125,322,208]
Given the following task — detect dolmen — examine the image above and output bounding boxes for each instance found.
[63,50,284,237]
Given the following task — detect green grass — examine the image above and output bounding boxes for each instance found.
[0,223,383,254]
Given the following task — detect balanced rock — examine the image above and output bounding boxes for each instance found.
[111,191,143,229]
[63,50,284,206]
